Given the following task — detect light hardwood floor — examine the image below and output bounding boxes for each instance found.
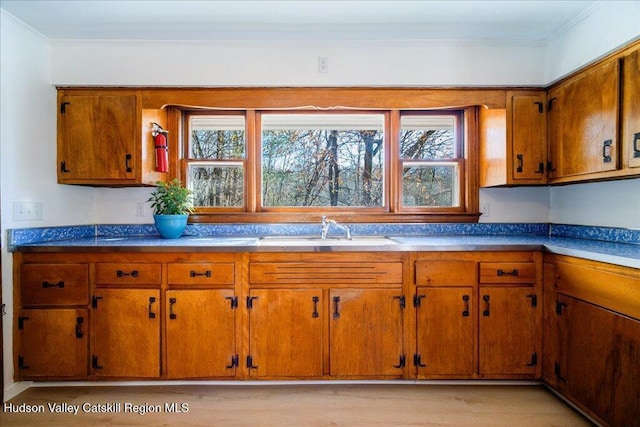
[1,384,594,426]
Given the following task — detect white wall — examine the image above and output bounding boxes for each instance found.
[0,11,96,398]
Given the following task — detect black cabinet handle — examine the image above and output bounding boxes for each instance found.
[190,270,212,278]
[516,154,523,173]
[169,297,177,320]
[633,132,640,158]
[60,161,71,173]
[462,295,470,317]
[42,280,65,288]
[92,355,103,370]
[413,354,426,368]
[148,297,156,319]
[534,101,544,113]
[125,154,132,172]
[75,317,84,338]
[332,296,341,319]
[483,295,490,317]
[546,161,556,173]
[534,162,544,174]
[116,270,139,278]
[497,269,519,277]
[246,356,258,369]
[312,296,319,318]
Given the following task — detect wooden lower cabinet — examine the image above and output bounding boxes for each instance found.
[165,289,237,378]
[478,286,539,376]
[92,288,160,378]
[17,308,88,378]
[247,289,323,378]
[329,288,404,377]
[415,287,474,376]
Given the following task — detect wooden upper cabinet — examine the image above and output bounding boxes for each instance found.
[623,48,640,169]
[479,91,547,186]
[57,89,167,186]
[547,60,620,181]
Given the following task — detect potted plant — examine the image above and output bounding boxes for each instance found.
[147,179,194,239]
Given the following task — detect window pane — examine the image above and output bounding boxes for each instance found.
[400,115,456,160]
[189,164,244,207]
[402,163,458,207]
[261,114,385,207]
[189,116,245,159]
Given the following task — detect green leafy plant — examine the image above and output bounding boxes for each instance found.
[147,179,194,215]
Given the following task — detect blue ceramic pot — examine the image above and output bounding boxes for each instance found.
[153,214,188,239]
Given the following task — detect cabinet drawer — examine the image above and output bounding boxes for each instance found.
[167,263,234,285]
[250,262,402,284]
[21,264,89,306]
[415,261,476,286]
[479,262,536,284]
[95,263,161,285]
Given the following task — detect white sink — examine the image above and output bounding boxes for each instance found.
[258,235,398,246]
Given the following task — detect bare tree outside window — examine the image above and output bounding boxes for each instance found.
[261,114,384,208]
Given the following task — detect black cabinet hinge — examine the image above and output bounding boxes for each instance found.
[394,354,406,368]
[556,300,567,315]
[18,316,29,330]
[394,295,406,309]
[246,296,258,309]
[526,294,537,308]
[413,353,426,368]
[60,102,70,114]
[246,355,258,369]
[18,355,29,370]
[226,296,238,310]
[226,354,239,369]
[526,352,538,367]
[92,355,103,370]
[413,294,426,308]
[554,362,566,382]
[92,295,103,309]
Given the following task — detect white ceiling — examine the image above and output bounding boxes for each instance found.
[1,0,600,43]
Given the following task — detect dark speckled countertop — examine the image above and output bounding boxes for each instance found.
[9,224,640,269]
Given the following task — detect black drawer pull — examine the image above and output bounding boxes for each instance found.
[190,270,212,278]
[602,139,612,163]
[42,280,65,288]
[116,270,139,278]
[633,132,640,158]
[75,317,84,338]
[312,296,319,318]
[148,297,157,319]
[169,297,177,320]
[462,295,470,317]
[333,296,341,319]
[497,269,519,277]
[516,154,524,173]
[483,295,490,317]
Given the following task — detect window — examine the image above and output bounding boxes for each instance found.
[260,113,385,208]
[182,106,474,222]
[185,113,246,209]
[399,113,463,209]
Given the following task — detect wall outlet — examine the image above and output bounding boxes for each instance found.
[13,201,43,221]
[136,202,146,217]
[318,57,329,73]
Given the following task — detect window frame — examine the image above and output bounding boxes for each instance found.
[179,104,479,223]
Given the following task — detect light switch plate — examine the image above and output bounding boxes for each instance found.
[13,201,43,221]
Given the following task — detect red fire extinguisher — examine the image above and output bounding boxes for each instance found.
[152,122,169,173]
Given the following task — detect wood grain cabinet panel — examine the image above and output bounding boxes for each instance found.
[95,263,161,286]
[479,286,538,376]
[92,288,160,378]
[415,260,476,286]
[17,308,88,379]
[548,60,619,180]
[623,48,640,169]
[329,288,404,377]
[165,289,236,378]
[247,289,324,378]
[415,287,474,376]
[250,261,402,285]
[21,264,88,306]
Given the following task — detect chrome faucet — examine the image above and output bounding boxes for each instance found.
[321,216,352,240]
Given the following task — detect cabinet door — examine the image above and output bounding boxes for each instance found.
[92,288,160,378]
[549,60,619,178]
[479,286,538,375]
[623,49,640,169]
[330,288,404,377]
[58,94,136,181]
[556,295,640,427]
[415,288,473,376]
[248,289,323,377]
[510,92,547,182]
[166,289,236,378]
[18,309,88,378]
